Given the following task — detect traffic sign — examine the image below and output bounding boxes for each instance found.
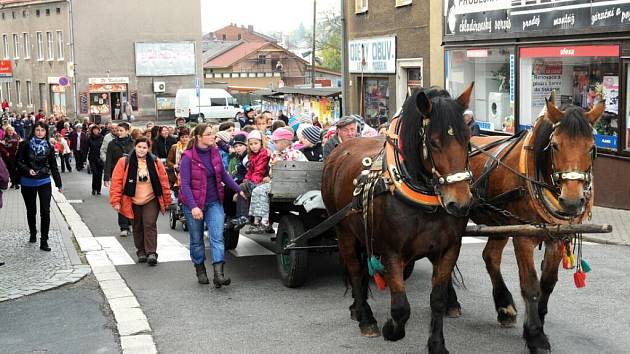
[59,76,69,86]
[195,78,201,97]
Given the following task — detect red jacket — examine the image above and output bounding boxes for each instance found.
[244,148,270,184]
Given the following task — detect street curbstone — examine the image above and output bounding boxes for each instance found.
[120,334,157,354]
[117,318,152,336]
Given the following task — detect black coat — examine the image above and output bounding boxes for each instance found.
[152,136,177,159]
[301,143,323,162]
[104,137,134,181]
[87,134,104,164]
[16,140,62,188]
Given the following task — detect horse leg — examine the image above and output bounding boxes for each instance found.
[338,231,380,337]
[445,277,461,318]
[483,237,518,327]
[428,244,461,354]
[513,238,550,353]
[381,256,410,341]
[538,240,562,326]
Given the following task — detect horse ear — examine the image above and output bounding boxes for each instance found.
[456,82,474,109]
[415,91,432,116]
[585,101,605,125]
[545,97,564,123]
[548,90,557,105]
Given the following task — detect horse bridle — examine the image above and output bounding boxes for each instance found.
[417,115,473,192]
[545,122,595,193]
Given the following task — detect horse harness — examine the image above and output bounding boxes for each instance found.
[351,116,473,215]
[470,117,594,226]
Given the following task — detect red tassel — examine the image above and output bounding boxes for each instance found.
[573,270,587,288]
[374,273,387,291]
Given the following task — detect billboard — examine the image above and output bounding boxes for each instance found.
[348,36,396,74]
[135,42,196,77]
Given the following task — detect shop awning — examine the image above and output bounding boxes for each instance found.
[254,87,341,98]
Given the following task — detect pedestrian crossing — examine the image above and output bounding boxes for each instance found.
[95,232,595,266]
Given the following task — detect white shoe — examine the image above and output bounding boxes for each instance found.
[119,230,128,237]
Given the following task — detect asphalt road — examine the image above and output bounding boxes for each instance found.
[61,170,630,354]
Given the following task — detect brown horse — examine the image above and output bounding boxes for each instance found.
[322,84,474,354]
[455,94,604,353]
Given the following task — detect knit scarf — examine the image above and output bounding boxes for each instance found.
[123,151,163,198]
[29,137,49,156]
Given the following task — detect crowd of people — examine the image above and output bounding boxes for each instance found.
[0,103,385,287]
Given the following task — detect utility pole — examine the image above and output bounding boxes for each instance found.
[311,0,316,88]
[340,0,347,115]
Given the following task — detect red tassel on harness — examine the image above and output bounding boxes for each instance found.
[374,273,387,291]
[573,270,587,288]
[563,255,571,269]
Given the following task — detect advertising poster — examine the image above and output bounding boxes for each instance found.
[531,62,562,116]
[602,76,619,115]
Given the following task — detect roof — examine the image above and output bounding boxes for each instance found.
[204,24,278,43]
[0,0,60,5]
[253,87,341,98]
[202,40,243,63]
[204,41,268,69]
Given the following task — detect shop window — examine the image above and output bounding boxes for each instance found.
[363,78,389,126]
[446,47,515,133]
[519,45,620,150]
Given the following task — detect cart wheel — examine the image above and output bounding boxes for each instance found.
[403,261,415,280]
[169,209,177,230]
[224,227,239,250]
[276,214,308,288]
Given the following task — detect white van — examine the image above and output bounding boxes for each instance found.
[175,88,240,123]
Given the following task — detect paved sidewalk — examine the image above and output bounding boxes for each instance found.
[0,188,90,302]
[586,206,630,246]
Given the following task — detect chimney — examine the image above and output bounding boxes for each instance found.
[248,25,254,32]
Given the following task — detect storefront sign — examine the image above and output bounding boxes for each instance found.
[348,36,396,74]
[156,97,175,110]
[520,45,620,58]
[89,83,128,93]
[79,92,89,114]
[0,60,12,78]
[88,77,130,85]
[595,134,617,149]
[444,0,630,38]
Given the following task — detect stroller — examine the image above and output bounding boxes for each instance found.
[166,161,188,231]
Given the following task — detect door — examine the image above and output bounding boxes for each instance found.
[39,83,47,114]
[210,97,227,119]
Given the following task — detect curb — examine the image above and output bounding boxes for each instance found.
[52,189,158,354]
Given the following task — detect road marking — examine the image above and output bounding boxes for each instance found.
[96,237,136,265]
[461,237,486,244]
[156,234,191,262]
[229,235,275,257]
[67,199,83,204]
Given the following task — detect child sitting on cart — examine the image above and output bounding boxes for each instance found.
[232,130,270,228]
[224,132,248,217]
[246,128,307,234]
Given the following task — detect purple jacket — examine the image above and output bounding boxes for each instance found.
[0,158,9,208]
[180,146,239,209]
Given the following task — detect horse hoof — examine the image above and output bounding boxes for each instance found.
[428,340,450,354]
[497,305,518,327]
[350,308,359,322]
[382,319,405,341]
[360,323,381,338]
[523,325,551,353]
[446,305,462,318]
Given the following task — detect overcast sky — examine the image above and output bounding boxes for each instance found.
[200,0,340,35]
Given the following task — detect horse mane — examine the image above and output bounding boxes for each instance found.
[533,105,593,175]
[400,87,469,182]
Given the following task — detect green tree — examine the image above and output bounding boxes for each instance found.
[316,9,341,72]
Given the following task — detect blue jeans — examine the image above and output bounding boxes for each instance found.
[183,202,225,265]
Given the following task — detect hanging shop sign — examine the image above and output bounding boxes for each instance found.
[0,60,12,78]
[444,0,630,38]
[348,36,396,74]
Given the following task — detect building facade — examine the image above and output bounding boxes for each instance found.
[203,41,340,92]
[343,0,444,126]
[443,0,630,209]
[1,0,203,121]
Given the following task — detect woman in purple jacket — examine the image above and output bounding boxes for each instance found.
[180,124,244,288]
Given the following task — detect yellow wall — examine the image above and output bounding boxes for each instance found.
[429,0,445,87]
